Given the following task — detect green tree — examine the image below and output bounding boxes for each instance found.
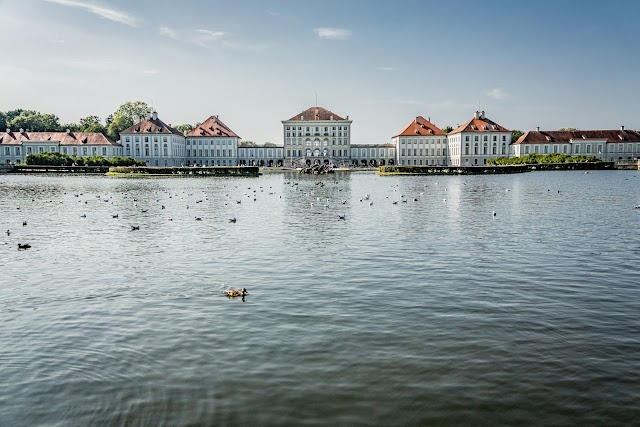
[60,122,81,132]
[511,130,524,143]
[175,123,196,134]
[239,140,257,147]
[559,127,577,131]
[8,110,61,131]
[78,115,106,133]
[106,101,153,142]
[0,112,6,130]
[442,126,453,133]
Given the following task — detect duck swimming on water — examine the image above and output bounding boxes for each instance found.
[224,288,247,297]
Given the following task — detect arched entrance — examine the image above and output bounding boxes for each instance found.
[380,159,386,166]
[268,159,274,167]
[388,159,395,165]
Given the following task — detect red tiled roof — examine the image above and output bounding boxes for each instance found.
[0,131,120,146]
[514,129,640,144]
[394,116,445,137]
[449,113,510,134]
[287,106,346,121]
[186,115,239,138]
[121,116,183,136]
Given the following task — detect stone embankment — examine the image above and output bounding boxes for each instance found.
[379,162,616,175]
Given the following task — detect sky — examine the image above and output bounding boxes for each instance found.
[0,0,639,144]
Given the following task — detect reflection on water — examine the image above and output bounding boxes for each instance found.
[1,171,639,425]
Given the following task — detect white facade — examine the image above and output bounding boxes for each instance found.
[350,144,396,166]
[237,146,284,166]
[185,115,240,166]
[186,137,239,166]
[447,111,511,166]
[394,135,448,166]
[0,129,122,164]
[512,127,640,162]
[282,107,353,167]
[120,112,186,167]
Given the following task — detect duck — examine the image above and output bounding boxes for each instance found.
[229,217,237,223]
[17,243,31,250]
[112,214,119,219]
[22,221,27,226]
[225,288,247,297]
[131,225,140,231]
[6,230,10,236]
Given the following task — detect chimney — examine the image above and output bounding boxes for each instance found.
[481,111,485,119]
[536,126,540,132]
[66,129,71,134]
[428,117,431,122]
[300,115,303,120]
[19,128,24,133]
[620,125,625,131]
[6,128,10,133]
[474,111,479,119]
[330,115,333,120]
[346,115,349,120]
[415,117,419,124]
[152,111,158,121]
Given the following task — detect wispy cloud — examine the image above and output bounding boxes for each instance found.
[377,66,396,72]
[484,88,508,100]
[44,0,138,27]
[159,26,179,40]
[314,27,351,40]
[195,29,227,47]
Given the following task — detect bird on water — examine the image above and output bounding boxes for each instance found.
[225,288,248,297]
[17,243,31,250]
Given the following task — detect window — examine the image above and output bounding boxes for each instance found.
[525,146,529,154]
[502,136,506,141]
[474,136,478,142]
[474,144,478,155]
[493,136,497,142]
[483,135,488,141]
[465,144,469,155]
[465,136,469,142]
[144,145,149,156]
[163,144,168,156]
[574,145,580,154]
[102,147,107,156]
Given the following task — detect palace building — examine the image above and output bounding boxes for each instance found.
[282,106,352,167]
[186,115,240,167]
[120,112,185,167]
[512,127,640,161]
[0,128,121,164]
[446,111,511,166]
[393,116,448,166]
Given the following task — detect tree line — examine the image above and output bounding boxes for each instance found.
[0,101,197,142]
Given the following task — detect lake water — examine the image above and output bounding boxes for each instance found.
[1,170,639,425]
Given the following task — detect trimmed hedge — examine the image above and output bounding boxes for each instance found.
[25,152,145,166]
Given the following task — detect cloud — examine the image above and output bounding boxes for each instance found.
[194,29,227,47]
[314,27,351,40]
[143,69,159,75]
[159,26,179,40]
[44,0,138,27]
[377,66,396,72]
[484,88,508,100]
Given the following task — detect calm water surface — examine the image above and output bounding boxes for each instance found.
[1,170,639,425]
